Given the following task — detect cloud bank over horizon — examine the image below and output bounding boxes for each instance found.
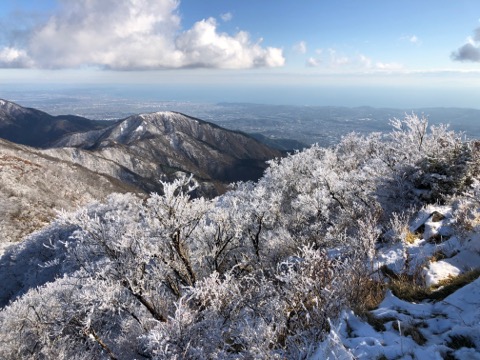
[0,0,285,70]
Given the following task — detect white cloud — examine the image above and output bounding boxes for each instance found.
[452,27,480,62]
[327,49,349,67]
[358,54,372,68]
[358,55,403,72]
[306,49,323,67]
[305,49,404,73]
[293,41,307,54]
[409,35,419,44]
[306,57,320,67]
[0,0,284,70]
[400,34,421,45]
[220,12,233,22]
[375,61,404,71]
[0,47,33,68]
[176,18,284,69]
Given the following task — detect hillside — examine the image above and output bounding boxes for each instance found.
[0,114,478,359]
[0,138,140,247]
[314,203,480,359]
[0,102,283,245]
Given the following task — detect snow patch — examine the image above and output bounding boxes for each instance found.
[424,261,461,287]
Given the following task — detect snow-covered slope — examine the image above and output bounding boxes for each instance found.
[314,203,480,360]
[0,99,30,117]
[1,113,478,359]
[0,100,282,196]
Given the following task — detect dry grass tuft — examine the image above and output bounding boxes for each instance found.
[405,231,418,244]
[389,268,480,303]
[428,269,480,301]
[363,313,397,332]
[389,275,429,302]
[392,321,427,345]
[429,250,447,262]
[348,272,386,315]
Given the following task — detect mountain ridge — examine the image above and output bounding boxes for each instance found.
[52,110,282,194]
[0,99,113,148]
[0,99,283,197]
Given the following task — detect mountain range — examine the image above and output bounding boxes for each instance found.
[52,111,281,192]
[0,99,282,244]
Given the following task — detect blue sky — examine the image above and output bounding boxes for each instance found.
[1,0,480,108]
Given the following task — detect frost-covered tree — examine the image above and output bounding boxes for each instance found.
[0,273,147,360]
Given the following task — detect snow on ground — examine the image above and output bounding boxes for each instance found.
[0,242,11,258]
[312,204,480,359]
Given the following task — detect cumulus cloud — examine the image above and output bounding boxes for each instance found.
[0,0,284,70]
[293,41,307,54]
[452,28,480,62]
[176,18,284,68]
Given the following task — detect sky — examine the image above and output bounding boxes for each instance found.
[1,0,480,108]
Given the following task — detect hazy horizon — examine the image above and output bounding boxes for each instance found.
[1,83,480,111]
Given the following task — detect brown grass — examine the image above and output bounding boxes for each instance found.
[428,269,480,301]
[405,231,418,244]
[390,268,480,302]
[389,275,429,302]
[348,271,386,316]
[429,251,447,262]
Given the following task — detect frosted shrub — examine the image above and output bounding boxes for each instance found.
[384,114,471,205]
[140,245,356,359]
[452,179,480,234]
[386,209,416,243]
[0,274,144,360]
[141,270,278,359]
